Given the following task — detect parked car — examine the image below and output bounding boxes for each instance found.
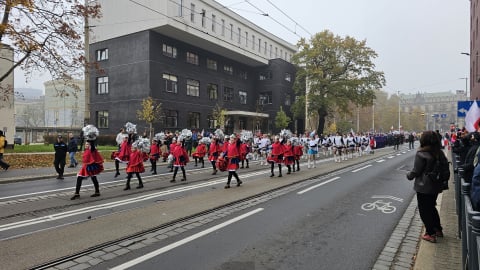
[14,136,22,145]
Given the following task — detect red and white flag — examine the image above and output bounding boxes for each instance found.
[465,101,480,132]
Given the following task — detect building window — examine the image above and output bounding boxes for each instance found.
[207,114,217,129]
[188,112,200,129]
[163,73,178,93]
[186,52,199,65]
[285,72,292,82]
[259,71,272,80]
[252,34,255,49]
[285,94,291,106]
[207,59,217,70]
[96,76,108,94]
[258,38,261,52]
[245,31,248,46]
[223,65,233,75]
[97,110,109,128]
[163,44,177,58]
[221,19,225,36]
[178,0,183,16]
[96,48,108,61]
[161,110,178,128]
[270,45,273,58]
[264,42,267,54]
[223,87,233,102]
[230,24,233,40]
[208,83,218,100]
[186,79,200,97]
[275,47,278,57]
[259,92,273,105]
[190,3,195,22]
[212,14,216,32]
[239,70,247,80]
[237,27,241,44]
[201,9,206,27]
[239,90,247,104]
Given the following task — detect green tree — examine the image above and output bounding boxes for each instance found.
[291,30,386,135]
[275,106,291,130]
[212,103,227,129]
[136,97,162,139]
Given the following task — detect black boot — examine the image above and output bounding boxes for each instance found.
[137,175,144,189]
[91,176,100,197]
[124,175,131,190]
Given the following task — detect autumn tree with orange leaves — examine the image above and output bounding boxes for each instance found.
[0,0,101,107]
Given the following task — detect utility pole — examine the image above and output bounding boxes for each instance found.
[84,0,90,125]
[397,91,401,131]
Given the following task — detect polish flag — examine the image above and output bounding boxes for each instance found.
[465,101,480,132]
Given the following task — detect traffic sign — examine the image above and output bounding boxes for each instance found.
[432,114,439,118]
[458,101,477,118]
[440,113,447,118]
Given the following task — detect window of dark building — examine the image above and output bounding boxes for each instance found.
[259,92,273,105]
[163,44,177,58]
[208,83,218,100]
[224,65,233,75]
[207,59,217,70]
[201,9,206,27]
[207,114,217,129]
[96,76,109,94]
[285,72,292,82]
[161,110,178,128]
[259,71,272,80]
[239,119,245,130]
[186,52,199,65]
[223,87,233,102]
[239,70,247,80]
[188,112,200,129]
[163,74,178,93]
[97,110,109,128]
[96,48,108,61]
[285,94,291,106]
[187,79,200,97]
[239,90,247,104]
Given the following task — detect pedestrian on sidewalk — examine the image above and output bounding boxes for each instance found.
[406,130,450,243]
[67,133,78,168]
[0,130,10,171]
[124,143,145,190]
[53,135,68,179]
[70,140,104,200]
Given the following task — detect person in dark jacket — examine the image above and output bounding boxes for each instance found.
[67,133,78,168]
[461,132,480,183]
[406,130,449,243]
[53,135,68,179]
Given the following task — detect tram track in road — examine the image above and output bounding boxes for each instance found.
[27,149,410,269]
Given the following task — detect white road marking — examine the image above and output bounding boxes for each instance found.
[297,177,340,195]
[110,208,264,270]
[376,159,386,163]
[387,156,395,159]
[351,165,372,172]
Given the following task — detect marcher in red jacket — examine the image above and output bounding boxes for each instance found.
[208,137,222,175]
[168,137,178,172]
[293,141,304,172]
[283,140,295,174]
[192,140,207,168]
[240,140,250,169]
[170,139,189,182]
[114,133,133,178]
[149,138,161,175]
[71,141,104,200]
[124,144,145,190]
[269,136,285,177]
[223,134,242,188]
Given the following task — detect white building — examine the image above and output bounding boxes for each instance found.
[44,79,85,129]
[0,44,15,145]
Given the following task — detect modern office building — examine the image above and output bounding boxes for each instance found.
[89,0,298,136]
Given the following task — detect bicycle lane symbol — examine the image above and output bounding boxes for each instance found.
[361,195,403,214]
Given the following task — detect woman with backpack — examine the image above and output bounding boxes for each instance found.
[406,130,450,243]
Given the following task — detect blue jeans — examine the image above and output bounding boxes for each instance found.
[69,152,77,166]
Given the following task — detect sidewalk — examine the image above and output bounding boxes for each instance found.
[0,148,463,269]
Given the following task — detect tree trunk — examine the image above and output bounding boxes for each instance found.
[317,108,328,135]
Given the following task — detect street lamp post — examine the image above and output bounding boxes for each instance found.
[460,77,469,100]
[397,91,401,131]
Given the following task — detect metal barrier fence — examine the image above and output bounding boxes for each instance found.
[452,151,480,270]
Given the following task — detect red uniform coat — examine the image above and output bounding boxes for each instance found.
[172,144,189,166]
[126,150,145,173]
[240,143,250,161]
[294,145,304,160]
[226,139,241,171]
[78,149,104,177]
[208,141,222,161]
[192,143,207,158]
[149,143,161,161]
[268,141,285,164]
[283,144,295,165]
[116,140,131,162]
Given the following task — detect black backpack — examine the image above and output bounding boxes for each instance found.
[426,154,450,189]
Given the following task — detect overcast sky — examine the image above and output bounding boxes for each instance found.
[15,0,470,96]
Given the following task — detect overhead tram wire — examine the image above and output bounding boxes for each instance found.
[263,0,313,37]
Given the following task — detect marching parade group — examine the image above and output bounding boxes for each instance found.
[68,122,379,199]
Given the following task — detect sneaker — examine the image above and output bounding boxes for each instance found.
[224,185,230,189]
[421,234,436,243]
[435,230,444,237]
[236,180,243,187]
